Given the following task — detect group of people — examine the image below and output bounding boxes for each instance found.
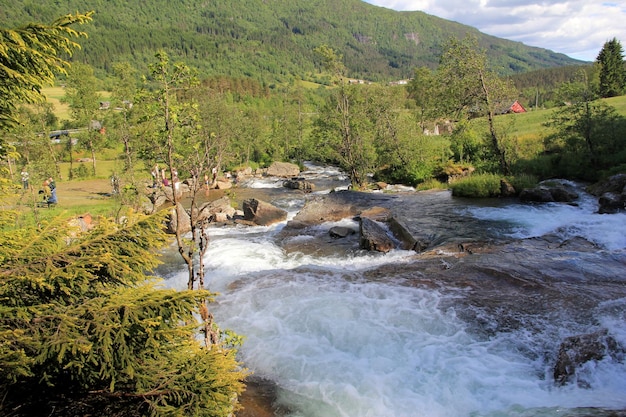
[151,164,181,191]
[39,177,58,206]
[21,167,57,207]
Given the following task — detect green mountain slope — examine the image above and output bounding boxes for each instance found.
[1,0,584,83]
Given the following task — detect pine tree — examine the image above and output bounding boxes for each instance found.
[0,12,93,132]
[596,38,626,98]
[0,213,246,416]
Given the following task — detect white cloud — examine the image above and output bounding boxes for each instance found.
[362,0,626,61]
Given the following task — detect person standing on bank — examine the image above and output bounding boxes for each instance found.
[20,168,29,190]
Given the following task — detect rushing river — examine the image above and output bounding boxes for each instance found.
[162,166,626,417]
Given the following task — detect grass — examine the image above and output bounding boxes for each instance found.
[42,86,112,123]
[42,86,71,121]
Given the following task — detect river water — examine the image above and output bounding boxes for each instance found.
[162,165,626,417]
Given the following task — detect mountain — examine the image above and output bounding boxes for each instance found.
[2,0,584,83]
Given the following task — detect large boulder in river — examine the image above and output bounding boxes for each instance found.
[243,198,287,226]
[287,192,361,229]
[585,174,626,213]
[359,217,394,253]
[553,328,623,387]
[166,203,191,234]
[265,162,300,178]
[587,173,626,196]
[195,196,236,223]
[598,192,626,214]
[519,181,578,203]
[283,178,315,192]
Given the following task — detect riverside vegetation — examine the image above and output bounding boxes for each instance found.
[2,8,626,417]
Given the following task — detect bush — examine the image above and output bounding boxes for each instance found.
[70,163,90,179]
[507,173,538,192]
[416,178,448,191]
[449,173,501,197]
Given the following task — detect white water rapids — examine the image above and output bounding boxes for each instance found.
[162,170,626,417]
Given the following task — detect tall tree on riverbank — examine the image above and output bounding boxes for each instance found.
[138,51,229,347]
[437,36,517,174]
[313,45,378,189]
[596,38,626,98]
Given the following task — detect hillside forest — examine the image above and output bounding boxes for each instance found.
[2,8,626,417]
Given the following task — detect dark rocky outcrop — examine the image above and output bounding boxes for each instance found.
[588,174,626,214]
[519,181,578,203]
[329,226,356,238]
[553,329,624,387]
[283,178,315,192]
[598,192,626,214]
[500,179,516,197]
[359,217,394,253]
[243,198,288,226]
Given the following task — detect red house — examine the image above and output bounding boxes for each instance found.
[509,100,527,113]
[502,100,526,114]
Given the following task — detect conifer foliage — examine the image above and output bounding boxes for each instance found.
[0,214,246,416]
[0,12,93,131]
[596,38,626,98]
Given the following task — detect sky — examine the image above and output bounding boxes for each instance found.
[362,0,626,62]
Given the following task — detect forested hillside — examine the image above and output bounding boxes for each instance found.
[2,0,583,84]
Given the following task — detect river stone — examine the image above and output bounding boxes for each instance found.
[500,179,516,197]
[243,198,287,226]
[215,179,232,190]
[359,206,392,222]
[286,192,360,228]
[519,184,578,203]
[166,202,191,234]
[283,178,315,192]
[553,329,623,387]
[598,191,625,214]
[587,173,626,196]
[329,226,356,238]
[195,196,236,223]
[265,161,300,177]
[359,217,394,252]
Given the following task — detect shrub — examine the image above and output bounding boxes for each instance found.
[416,178,448,191]
[449,173,501,198]
[507,174,538,192]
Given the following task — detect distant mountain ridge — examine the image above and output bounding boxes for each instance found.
[2,0,584,83]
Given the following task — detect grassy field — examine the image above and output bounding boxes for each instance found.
[42,86,71,121]
[42,86,111,123]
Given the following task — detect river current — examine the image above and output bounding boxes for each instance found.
[162,165,626,417]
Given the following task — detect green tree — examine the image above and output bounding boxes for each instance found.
[109,62,138,176]
[137,52,230,347]
[545,70,626,178]
[406,67,439,132]
[437,36,518,174]
[313,45,377,188]
[596,38,626,98]
[0,12,92,138]
[63,62,103,177]
[0,213,246,416]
